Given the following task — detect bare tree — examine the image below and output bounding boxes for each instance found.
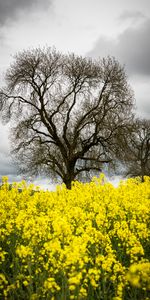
[0,47,134,188]
[120,118,150,182]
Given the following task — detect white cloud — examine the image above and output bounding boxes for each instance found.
[0,0,150,183]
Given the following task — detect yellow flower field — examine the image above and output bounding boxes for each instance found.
[0,175,150,300]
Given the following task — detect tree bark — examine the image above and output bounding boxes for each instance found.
[63,178,72,189]
[63,163,76,189]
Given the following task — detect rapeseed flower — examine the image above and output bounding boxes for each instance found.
[0,175,150,299]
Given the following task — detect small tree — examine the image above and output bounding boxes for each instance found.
[121,118,150,182]
[0,47,134,188]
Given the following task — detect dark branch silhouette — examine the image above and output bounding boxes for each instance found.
[120,118,150,181]
[0,47,134,188]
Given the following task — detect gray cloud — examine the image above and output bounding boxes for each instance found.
[87,17,150,119]
[118,10,146,24]
[88,17,150,77]
[0,0,51,25]
[0,152,17,180]
[0,123,17,178]
[0,156,15,175]
[131,77,150,119]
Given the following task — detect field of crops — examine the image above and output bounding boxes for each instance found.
[0,175,150,300]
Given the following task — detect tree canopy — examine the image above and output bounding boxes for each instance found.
[121,118,150,181]
[0,47,134,188]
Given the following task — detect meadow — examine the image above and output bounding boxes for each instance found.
[0,175,150,300]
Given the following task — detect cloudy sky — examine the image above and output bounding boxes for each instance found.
[0,0,150,188]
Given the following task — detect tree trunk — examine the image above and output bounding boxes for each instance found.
[141,162,145,182]
[63,161,76,189]
[141,174,145,182]
[64,178,72,189]
[63,168,75,189]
